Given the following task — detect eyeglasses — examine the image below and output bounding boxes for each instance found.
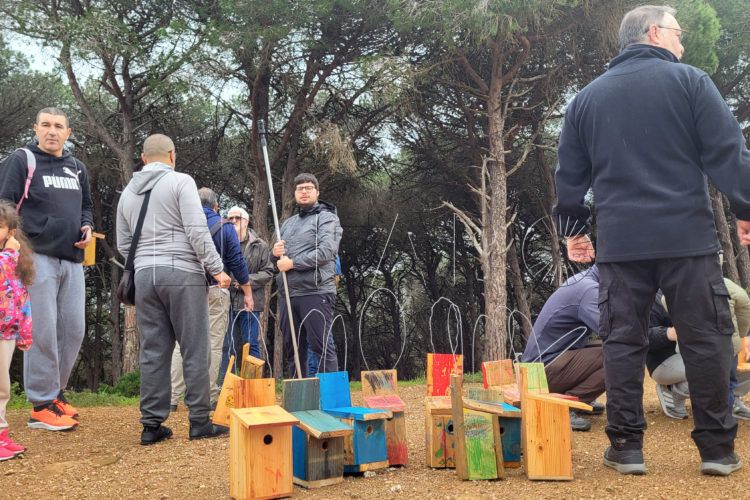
[227,216,244,222]
[654,25,687,41]
[295,185,317,193]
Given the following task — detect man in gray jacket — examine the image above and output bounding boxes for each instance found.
[116,134,231,445]
[219,206,274,383]
[272,173,342,378]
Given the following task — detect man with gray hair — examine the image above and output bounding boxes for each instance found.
[117,134,232,444]
[169,188,253,410]
[554,5,750,476]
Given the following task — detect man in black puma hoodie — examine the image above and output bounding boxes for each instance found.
[272,173,343,378]
[554,6,750,476]
[0,108,93,431]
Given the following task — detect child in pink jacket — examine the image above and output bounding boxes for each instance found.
[0,201,34,460]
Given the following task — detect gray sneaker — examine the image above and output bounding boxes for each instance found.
[701,453,742,476]
[733,399,750,420]
[603,446,647,475]
[570,410,592,431]
[656,384,688,419]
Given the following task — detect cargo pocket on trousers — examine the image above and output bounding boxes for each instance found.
[711,281,734,335]
[598,286,612,340]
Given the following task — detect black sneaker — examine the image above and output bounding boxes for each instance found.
[570,410,592,431]
[701,453,742,476]
[189,421,228,440]
[141,424,173,445]
[603,446,647,475]
[580,400,605,416]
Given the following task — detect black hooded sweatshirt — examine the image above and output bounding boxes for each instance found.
[0,143,94,262]
[554,44,750,262]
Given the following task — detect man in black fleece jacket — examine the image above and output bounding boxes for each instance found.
[0,108,93,431]
[554,6,750,476]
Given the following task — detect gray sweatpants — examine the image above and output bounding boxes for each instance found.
[24,254,85,406]
[135,267,211,427]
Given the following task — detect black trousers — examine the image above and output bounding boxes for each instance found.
[280,293,338,378]
[599,254,736,460]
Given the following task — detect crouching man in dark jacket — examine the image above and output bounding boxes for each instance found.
[272,173,342,378]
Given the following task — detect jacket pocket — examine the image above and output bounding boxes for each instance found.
[598,286,612,340]
[711,281,734,335]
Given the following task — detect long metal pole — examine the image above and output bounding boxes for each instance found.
[258,120,303,379]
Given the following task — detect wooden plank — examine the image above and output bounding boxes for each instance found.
[523,397,573,480]
[384,411,408,466]
[499,417,522,465]
[482,359,514,388]
[229,409,246,499]
[520,366,574,481]
[282,377,320,412]
[428,353,463,397]
[351,419,388,465]
[292,425,308,481]
[364,394,406,412]
[527,393,593,412]
[248,425,294,498]
[235,378,275,409]
[464,409,498,480]
[231,406,299,429]
[317,371,352,409]
[324,406,391,421]
[294,410,352,439]
[738,362,750,373]
[213,356,238,426]
[516,362,549,393]
[450,374,469,480]
[462,398,521,418]
[344,460,389,473]
[361,369,398,398]
[293,476,344,489]
[467,387,505,403]
[427,396,452,415]
[491,414,505,479]
[306,433,345,482]
[240,354,265,379]
[341,417,355,466]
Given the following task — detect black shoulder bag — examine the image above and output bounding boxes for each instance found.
[116,190,153,306]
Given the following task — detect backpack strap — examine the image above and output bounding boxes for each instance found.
[15,148,36,214]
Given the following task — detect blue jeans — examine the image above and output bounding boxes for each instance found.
[219,310,260,383]
[729,354,739,406]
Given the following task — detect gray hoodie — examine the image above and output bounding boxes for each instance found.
[116,162,223,276]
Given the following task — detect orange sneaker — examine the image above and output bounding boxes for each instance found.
[54,398,79,419]
[28,404,78,431]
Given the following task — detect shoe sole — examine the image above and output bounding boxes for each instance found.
[0,454,15,461]
[141,437,172,445]
[27,421,77,431]
[701,462,742,476]
[604,457,647,475]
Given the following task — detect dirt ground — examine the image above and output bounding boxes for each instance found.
[1,382,748,499]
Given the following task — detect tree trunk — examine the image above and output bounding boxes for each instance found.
[711,186,740,282]
[110,260,123,383]
[507,238,532,342]
[122,306,139,373]
[535,140,563,286]
[482,47,509,362]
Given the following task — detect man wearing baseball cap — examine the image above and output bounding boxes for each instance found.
[218,206,274,381]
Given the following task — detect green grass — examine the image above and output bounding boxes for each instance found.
[9,372,482,408]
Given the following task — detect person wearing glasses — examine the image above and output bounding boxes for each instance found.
[272,173,342,378]
[217,205,274,383]
[554,5,750,476]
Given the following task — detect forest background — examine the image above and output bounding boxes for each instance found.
[1,0,748,392]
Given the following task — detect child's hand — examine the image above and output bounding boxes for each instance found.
[16,339,32,351]
[4,236,20,252]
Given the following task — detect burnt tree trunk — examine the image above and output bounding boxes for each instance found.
[507,238,532,342]
[711,186,740,282]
